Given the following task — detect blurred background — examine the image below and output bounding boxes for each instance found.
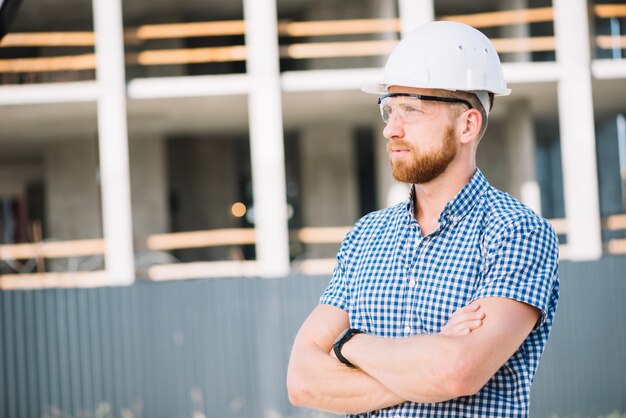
[0,0,625,416]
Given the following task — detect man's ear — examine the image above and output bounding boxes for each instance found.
[458,109,482,144]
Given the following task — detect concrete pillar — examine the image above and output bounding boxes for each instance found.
[243,0,290,277]
[619,114,626,209]
[129,137,169,237]
[45,139,102,240]
[398,0,434,36]
[500,0,531,62]
[505,100,541,214]
[553,0,602,260]
[300,123,359,227]
[371,0,398,67]
[92,0,135,281]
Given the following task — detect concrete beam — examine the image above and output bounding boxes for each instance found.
[0,81,98,105]
[553,0,602,260]
[243,0,290,277]
[127,74,250,99]
[398,0,434,36]
[92,0,135,281]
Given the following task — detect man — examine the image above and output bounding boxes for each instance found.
[287,21,559,417]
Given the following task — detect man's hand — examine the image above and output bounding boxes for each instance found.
[439,302,485,337]
[329,344,338,360]
[287,304,405,414]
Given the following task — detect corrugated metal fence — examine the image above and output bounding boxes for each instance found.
[1,256,625,418]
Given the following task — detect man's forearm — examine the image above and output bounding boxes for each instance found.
[287,342,405,414]
[341,333,465,403]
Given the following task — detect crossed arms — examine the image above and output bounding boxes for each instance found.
[287,297,540,415]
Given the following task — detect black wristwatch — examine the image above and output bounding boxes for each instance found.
[333,328,363,368]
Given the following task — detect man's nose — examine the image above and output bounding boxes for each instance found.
[383,113,404,139]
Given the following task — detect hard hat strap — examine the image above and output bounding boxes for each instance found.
[473,91,491,114]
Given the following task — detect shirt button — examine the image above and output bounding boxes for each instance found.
[409,279,416,287]
[404,326,411,335]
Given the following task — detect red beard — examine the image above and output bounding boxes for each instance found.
[388,125,458,184]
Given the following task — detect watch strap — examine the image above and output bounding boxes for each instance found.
[333,328,363,368]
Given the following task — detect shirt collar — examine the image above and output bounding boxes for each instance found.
[404,168,490,226]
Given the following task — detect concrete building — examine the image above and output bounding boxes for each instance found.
[0,0,625,286]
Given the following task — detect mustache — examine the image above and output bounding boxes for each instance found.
[387,140,414,152]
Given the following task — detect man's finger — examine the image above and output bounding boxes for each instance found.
[450,310,485,324]
[453,303,480,316]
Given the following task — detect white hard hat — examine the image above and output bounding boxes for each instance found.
[362,21,511,112]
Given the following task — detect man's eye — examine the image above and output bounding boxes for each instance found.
[399,104,420,113]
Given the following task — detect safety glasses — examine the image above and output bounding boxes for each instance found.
[378,93,473,124]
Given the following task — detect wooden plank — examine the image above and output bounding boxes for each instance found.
[596,35,626,50]
[280,39,397,59]
[278,18,400,37]
[134,20,246,40]
[604,213,626,231]
[281,37,555,60]
[440,7,553,29]
[0,22,245,48]
[558,244,570,260]
[295,227,351,244]
[0,45,246,73]
[607,238,626,254]
[547,218,567,235]
[594,4,626,18]
[39,239,104,258]
[0,239,104,260]
[0,271,112,290]
[145,228,256,251]
[146,261,259,280]
[129,45,247,65]
[292,258,336,275]
[3,241,44,260]
[0,54,96,73]
[0,32,95,47]
[490,36,555,53]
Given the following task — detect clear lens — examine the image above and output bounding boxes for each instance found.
[378,93,471,124]
[379,96,427,124]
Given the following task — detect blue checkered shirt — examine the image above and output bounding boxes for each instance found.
[320,169,559,417]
